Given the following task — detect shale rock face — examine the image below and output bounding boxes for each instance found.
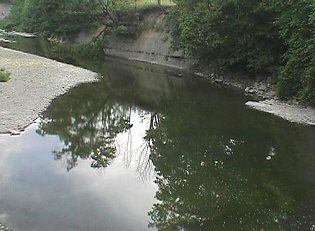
[104,10,192,69]
[0,3,11,20]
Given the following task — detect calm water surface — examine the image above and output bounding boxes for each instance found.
[0,37,315,231]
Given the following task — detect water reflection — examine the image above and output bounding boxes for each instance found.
[0,123,158,231]
[38,96,132,170]
[33,60,315,230]
[145,100,315,230]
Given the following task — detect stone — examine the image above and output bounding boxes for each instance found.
[9,130,20,136]
[7,31,36,38]
[249,88,256,94]
[214,79,223,84]
[0,38,14,43]
[258,84,267,91]
[245,87,256,94]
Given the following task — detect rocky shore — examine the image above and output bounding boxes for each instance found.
[193,69,315,126]
[0,222,12,231]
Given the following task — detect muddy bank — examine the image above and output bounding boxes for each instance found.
[0,47,97,134]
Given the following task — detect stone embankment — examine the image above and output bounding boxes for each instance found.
[0,47,97,134]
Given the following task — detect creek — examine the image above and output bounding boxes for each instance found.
[0,36,315,231]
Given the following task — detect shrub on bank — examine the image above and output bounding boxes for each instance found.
[0,68,11,82]
[169,0,284,73]
[275,0,315,105]
[50,42,104,62]
[8,0,99,36]
[169,0,315,105]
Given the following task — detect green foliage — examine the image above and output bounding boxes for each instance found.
[115,0,133,10]
[49,42,105,61]
[169,0,315,105]
[275,0,315,105]
[8,0,99,36]
[169,0,284,72]
[5,0,169,34]
[0,17,14,29]
[113,25,130,36]
[0,68,11,82]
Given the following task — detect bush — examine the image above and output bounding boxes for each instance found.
[0,68,11,82]
[169,0,284,73]
[169,0,315,105]
[113,25,130,36]
[50,42,104,61]
[8,0,99,36]
[275,0,315,105]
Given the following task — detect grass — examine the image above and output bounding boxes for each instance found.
[132,0,174,9]
[0,68,11,82]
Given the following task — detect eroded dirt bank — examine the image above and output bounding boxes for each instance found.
[0,2,11,20]
[0,47,97,134]
[102,9,192,69]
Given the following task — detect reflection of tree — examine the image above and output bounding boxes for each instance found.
[135,113,160,181]
[37,81,132,170]
[145,99,315,230]
[35,62,315,230]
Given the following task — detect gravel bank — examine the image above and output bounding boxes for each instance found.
[0,47,97,134]
[0,222,12,231]
[246,100,315,126]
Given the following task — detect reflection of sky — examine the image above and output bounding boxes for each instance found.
[0,113,158,231]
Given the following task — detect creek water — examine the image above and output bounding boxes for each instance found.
[0,37,315,231]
